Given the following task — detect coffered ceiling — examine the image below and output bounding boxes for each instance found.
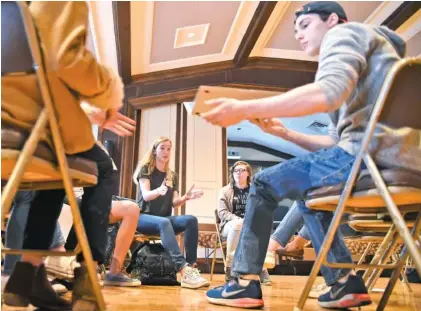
[127,1,421,75]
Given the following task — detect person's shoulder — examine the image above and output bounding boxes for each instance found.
[220,184,233,194]
[325,22,366,38]
[139,165,151,176]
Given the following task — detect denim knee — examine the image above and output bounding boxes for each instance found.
[185,215,198,228]
[158,218,172,231]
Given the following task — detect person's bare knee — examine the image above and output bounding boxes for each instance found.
[125,201,140,219]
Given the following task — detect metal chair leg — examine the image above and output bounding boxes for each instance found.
[362,226,396,283]
[394,253,413,292]
[1,110,49,227]
[364,154,421,277]
[367,232,400,291]
[357,242,372,267]
[210,244,217,281]
[293,200,349,311]
[65,188,105,310]
[376,212,421,311]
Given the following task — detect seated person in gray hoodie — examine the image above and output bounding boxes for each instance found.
[204,1,420,309]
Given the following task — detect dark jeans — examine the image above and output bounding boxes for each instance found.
[23,144,114,264]
[232,146,357,286]
[137,214,199,271]
[4,191,65,275]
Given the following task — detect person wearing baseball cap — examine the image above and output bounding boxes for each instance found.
[205,1,412,309]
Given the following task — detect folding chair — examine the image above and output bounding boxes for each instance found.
[294,58,421,311]
[1,2,105,310]
[210,209,227,281]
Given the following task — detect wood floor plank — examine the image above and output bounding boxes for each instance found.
[2,275,420,310]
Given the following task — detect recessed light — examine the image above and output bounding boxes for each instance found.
[174,23,210,49]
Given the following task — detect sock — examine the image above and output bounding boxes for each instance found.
[238,274,259,286]
[338,271,355,284]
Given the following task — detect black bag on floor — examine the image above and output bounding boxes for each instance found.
[126,242,180,286]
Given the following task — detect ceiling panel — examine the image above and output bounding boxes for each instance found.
[396,8,421,57]
[151,1,241,63]
[406,30,421,56]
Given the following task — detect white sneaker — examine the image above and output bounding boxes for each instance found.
[309,282,331,299]
[263,251,276,269]
[181,266,210,289]
[45,255,80,280]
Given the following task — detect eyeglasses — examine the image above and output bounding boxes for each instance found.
[233,168,247,174]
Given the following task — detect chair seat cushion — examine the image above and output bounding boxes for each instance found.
[307,168,421,200]
[1,126,97,176]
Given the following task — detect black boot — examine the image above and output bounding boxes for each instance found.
[3,262,71,310]
[29,264,72,310]
[3,261,36,307]
[72,264,101,311]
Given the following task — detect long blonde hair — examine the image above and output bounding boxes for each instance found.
[133,137,174,186]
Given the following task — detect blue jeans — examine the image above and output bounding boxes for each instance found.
[271,201,358,246]
[137,214,198,271]
[232,146,357,286]
[4,191,65,275]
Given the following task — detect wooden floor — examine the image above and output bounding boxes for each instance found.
[2,274,421,310]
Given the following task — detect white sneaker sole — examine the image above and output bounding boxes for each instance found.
[181,280,210,289]
[103,280,142,287]
[318,293,372,309]
[207,296,264,309]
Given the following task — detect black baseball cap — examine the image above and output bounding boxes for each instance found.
[295,1,348,23]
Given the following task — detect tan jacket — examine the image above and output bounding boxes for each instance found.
[218,184,240,230]
[1,2,123,154]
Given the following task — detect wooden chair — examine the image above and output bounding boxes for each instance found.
[294,58,421,311]
[210,209,227,281]
[1,2,104,310]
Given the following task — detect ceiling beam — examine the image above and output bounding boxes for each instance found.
[233,1,278,68]
[113,1,131,84]
[126,57,317,109]
[228,140,294,160]
[382,1,421,30]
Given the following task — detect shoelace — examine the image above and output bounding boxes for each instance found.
[184,267,200,280]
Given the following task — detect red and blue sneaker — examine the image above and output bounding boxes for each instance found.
[206,278,264,309]
[318,275,372,309]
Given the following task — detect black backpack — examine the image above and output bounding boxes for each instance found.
[126,242,180,286]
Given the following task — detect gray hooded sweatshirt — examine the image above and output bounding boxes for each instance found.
[316,22,421,172]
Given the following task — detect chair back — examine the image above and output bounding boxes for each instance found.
[214,209,221,225]
[1,1,34,75]
[378,59,421,130]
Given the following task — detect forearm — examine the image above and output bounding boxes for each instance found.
[284,130,336,152]
[142,189,161,202]
[244,83,332,120]
[173,196,187,208]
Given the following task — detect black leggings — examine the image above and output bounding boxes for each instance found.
[23,144,114,264]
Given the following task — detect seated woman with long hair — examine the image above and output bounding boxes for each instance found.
[133,137,209,289]
[218,161,275,285]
